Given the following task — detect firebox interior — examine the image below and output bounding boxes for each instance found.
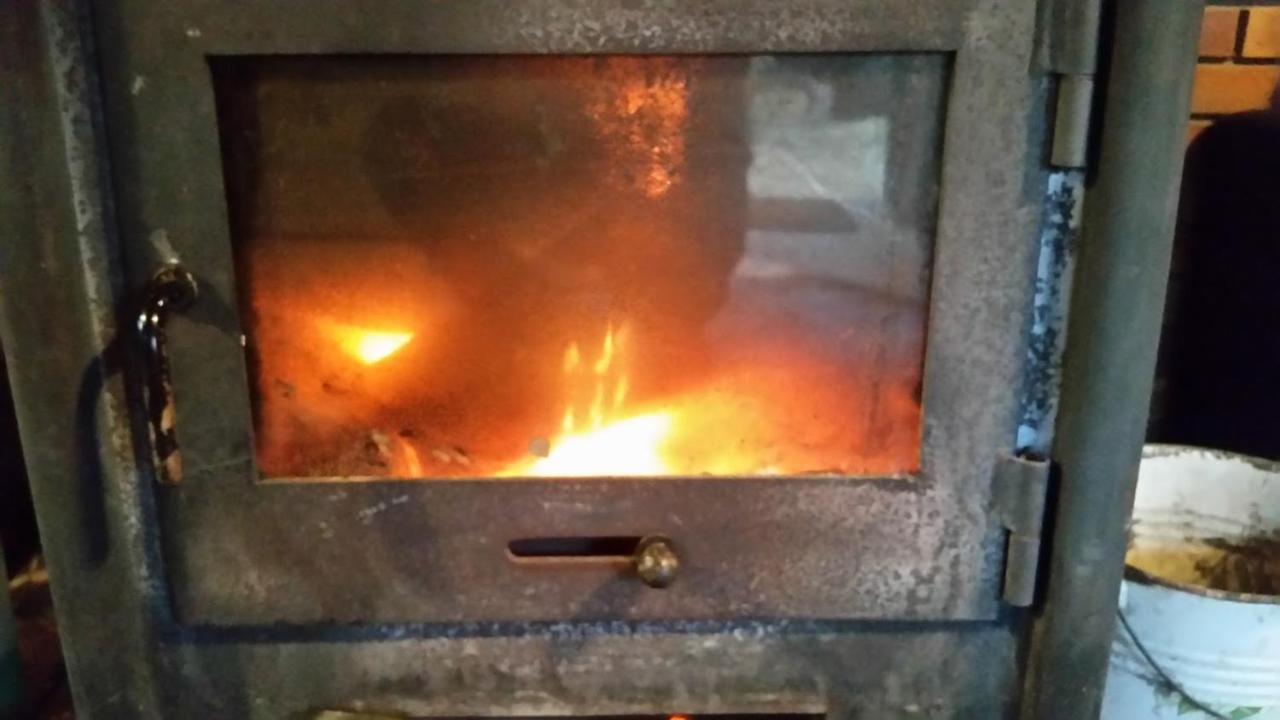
[212,54,948,480]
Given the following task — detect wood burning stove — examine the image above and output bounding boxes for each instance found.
[0,1,1203,717]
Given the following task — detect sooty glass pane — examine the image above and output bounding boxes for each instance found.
[213,54,949,479]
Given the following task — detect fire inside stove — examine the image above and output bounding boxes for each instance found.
[214,54,947,479]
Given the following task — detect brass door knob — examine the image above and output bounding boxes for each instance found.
[633,536,679,588]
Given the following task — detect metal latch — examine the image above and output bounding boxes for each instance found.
[994,453,1052,607]
[137,262,198,485]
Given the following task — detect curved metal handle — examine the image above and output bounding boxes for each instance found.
[136,263,197,485]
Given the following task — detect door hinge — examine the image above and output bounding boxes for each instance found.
[1034,0,1101,77]
[994,453,1052,607]
[1035,0,1101,169]
[1050,73,1095,169]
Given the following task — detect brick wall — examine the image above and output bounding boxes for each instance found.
[1190,5,1280,141]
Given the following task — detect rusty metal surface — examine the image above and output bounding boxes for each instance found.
[97,0,968,57]
[164,478,978,623]
[0,2,166,716]
[88,0,1049,624]
[0,0,1069,716]
[152,621,1021,719]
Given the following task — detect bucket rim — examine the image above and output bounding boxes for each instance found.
[1142,443,1280,474]
[1129,444,1280,605]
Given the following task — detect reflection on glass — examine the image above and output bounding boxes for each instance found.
[213,54,948,479]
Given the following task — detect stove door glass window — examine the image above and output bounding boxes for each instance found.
[213,54,948,479]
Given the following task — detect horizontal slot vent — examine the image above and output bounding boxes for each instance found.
[507,536,642,560]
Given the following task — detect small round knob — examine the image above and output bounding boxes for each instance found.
[634,536,679,589]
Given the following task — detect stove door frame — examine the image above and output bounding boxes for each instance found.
[92,0,1046,624]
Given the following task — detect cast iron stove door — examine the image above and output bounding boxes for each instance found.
[93,0,1043,624]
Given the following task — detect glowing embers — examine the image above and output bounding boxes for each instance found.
[327,323,414,365]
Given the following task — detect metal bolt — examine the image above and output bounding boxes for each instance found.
[634,536,679,589]
[149,263,198,312]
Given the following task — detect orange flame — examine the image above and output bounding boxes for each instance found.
[563,323,631,434]
[390,436,423,476]
[512,321,674,476]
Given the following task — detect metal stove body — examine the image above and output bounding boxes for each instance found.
[0,1,1203,718]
